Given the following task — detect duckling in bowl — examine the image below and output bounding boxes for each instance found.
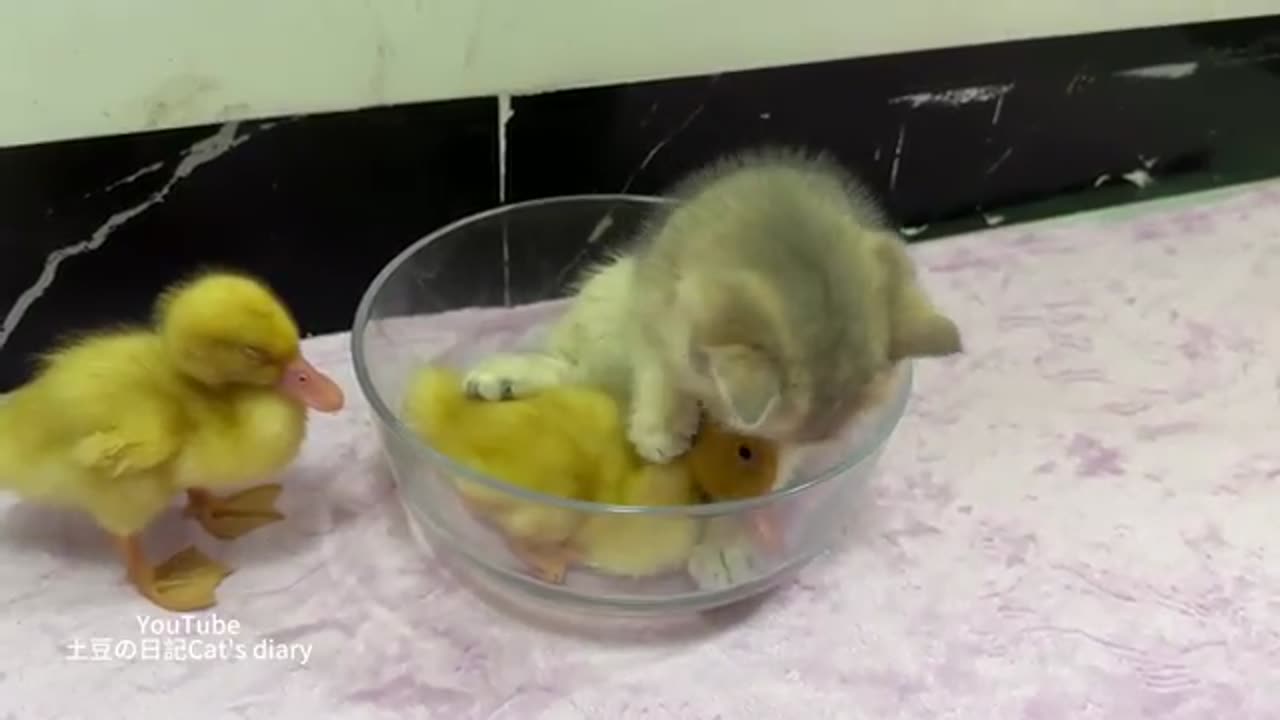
[402,364,781,584]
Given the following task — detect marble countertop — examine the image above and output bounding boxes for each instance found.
[2,180,1277,719]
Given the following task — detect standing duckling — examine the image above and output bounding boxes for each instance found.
[0,271,345,611]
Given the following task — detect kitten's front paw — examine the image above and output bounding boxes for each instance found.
[628,420,693,464]
[463,369,520,401]
[687,544,733,590]
[462,354,558,401]
[669,398,701,441]
[687,541,758,590]
[627,396,701,463]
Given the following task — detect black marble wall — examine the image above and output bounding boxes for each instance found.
[2,15,1278,389]
[0,101,498,388]
[506,15,1280,233]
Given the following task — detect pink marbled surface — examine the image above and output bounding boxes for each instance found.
[3,183,1279,718]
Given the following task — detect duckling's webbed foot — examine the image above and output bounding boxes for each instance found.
[507,540,580,585]
[185,484,285,540]
[113,535,231,612]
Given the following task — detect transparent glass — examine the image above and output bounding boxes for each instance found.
[351,195,913,615]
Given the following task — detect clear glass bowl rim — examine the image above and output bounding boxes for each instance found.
[350,193,914,517]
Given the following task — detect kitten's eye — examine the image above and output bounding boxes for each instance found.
[737,445,753,462]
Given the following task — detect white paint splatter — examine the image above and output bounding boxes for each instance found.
[497,94,513,203]
[1116,62,1199,80]
[986,147,1013,175]
[900,225,928,237]
[983,213,1006,227]
[585,214,614,244]
[1217,51,1280,67]
[1122,169,1155,188]
[83,161,166,199]
[497,94,514,305]
[889,83,1014,109]
[555,102,705,288]
[1065,72,1093,94]
[889,125,907,191]
[618,102,705,194]
[0,122,251,349]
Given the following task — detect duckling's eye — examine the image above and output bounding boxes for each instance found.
[737,445,753,462]
[240,346,267,363]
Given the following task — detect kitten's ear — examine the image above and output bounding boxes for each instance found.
[702,345,781,429]
[875,232,963,361]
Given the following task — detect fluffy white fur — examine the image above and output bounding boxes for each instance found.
[464,147,962,463]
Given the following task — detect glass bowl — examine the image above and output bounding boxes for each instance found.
[351,195,913,616]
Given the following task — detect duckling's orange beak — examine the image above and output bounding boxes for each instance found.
[277,354,345,412]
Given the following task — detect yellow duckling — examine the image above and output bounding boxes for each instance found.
[0,271,345,611]
[403,365,779,583]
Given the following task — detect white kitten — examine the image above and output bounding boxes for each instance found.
[464,147,962,463]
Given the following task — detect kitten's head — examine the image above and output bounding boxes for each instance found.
[662,234,961,444]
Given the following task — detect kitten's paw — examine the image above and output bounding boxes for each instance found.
[462,354,565,401]
[686,544,733,590]
[687,539,759,590]
[462,369,521,401]
[628,420,693,464]
[669,398,701,440]
[627,396,700,463]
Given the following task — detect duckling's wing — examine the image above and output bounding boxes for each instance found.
[34,335,185,479]
[70,422,181,478]
[0,378,182,484]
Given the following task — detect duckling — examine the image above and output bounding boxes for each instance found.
[0,271,345,611]
[403,364,777,583]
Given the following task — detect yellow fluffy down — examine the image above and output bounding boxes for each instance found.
[402,364,778,578]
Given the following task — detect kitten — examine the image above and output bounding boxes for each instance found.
[464,147,962,462]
